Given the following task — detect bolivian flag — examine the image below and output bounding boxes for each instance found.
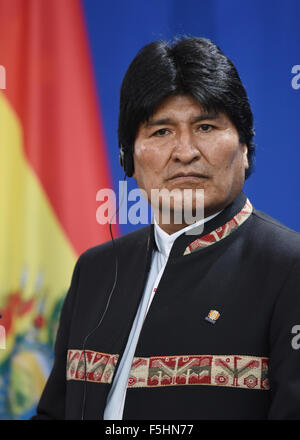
[0,0,117,419]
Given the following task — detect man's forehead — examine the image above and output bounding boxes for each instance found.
[145,95,222,125]
[145,108,222,127]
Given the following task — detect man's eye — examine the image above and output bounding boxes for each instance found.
[198,124,213,132]
[152,128,169,137]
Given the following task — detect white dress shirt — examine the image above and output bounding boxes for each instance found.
[103,211,221,420]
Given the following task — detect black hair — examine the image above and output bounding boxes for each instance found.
[118,37,255,179]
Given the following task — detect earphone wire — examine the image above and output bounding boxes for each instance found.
[81,174,127,420]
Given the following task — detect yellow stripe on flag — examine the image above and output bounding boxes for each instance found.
[0,91,76,368]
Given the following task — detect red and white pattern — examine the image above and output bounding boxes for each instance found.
[66,349,269,391]
[184,199,253,255]
[66,349,119,383]
[128,354,269,391]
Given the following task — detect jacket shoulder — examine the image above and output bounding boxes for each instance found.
[79,225,151,263]
[253,209,299,233]
[251,208,300,260]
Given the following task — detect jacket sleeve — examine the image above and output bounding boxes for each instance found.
[31,255,82,419]
[268,260,300,419]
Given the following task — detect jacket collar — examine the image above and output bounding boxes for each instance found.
[149,191,252,259]
[153,209,222,258]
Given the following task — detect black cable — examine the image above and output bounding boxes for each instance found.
[81,174,127,420]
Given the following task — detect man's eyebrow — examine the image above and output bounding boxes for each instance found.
[146,118,174,127]
[146,112,220,127]
[190,113,220,123]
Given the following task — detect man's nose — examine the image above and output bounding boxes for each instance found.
[171,130,201,163]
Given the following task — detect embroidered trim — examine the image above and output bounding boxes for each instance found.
[66,349,119,383]
[66,349,269,391]
[184,198,253,255]
[128,354,269,391]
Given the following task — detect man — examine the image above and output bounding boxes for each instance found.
[32,37,300,420]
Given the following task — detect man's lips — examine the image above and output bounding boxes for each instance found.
[168,172,208,181]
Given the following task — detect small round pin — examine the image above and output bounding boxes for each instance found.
[205,310,220,325]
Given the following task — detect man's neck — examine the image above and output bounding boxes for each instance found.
[155,210,222,235]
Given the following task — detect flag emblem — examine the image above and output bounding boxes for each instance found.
[205,310,220,324]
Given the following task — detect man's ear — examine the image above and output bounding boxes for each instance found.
[132,156,136,179]
[131,148,136,178]
[242,144,249,169]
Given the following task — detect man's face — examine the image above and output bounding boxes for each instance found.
[133,94,249,231]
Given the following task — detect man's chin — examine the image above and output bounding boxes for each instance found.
[153,204,205,227]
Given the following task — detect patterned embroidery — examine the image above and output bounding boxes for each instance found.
[66,349,119,383]
[184,198,253,255]
[128,354,269,391]
[66,349,269,391]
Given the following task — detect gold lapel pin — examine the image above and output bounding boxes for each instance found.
[205,310,220,324]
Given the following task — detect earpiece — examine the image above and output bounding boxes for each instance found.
[81,173,127,420]
[119,145,134,177]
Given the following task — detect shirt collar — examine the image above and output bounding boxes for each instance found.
[154,210,222,258]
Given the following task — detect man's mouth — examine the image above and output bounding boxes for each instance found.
[168,172,208,181]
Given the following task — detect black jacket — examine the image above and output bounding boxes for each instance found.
[32,192,300,419]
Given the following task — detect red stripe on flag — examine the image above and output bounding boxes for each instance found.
[0,0,119,255]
